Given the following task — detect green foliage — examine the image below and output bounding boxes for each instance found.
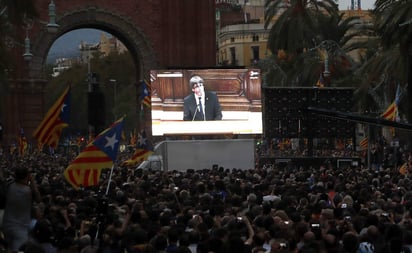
[264,0,340,54]
[373,0,412,50]
[47,51,138,136]
[262,0,368,87]
[356,0,412,125]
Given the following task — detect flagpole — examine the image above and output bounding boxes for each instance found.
[105,164,115,195]
[105,116,126,195]
[173,189,183,213]
[367,125,371,170]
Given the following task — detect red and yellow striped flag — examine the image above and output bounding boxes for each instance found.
[130,130,137,146]
[122,148,153,166]
[18,128,28,157]
[360,137,368,150]
[381,102,397,121]
[33,87,70,149]
[64,117,124,190]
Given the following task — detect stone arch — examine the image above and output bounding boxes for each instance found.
[29,6,158,80]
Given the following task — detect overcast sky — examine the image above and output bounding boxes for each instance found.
[337,0,375,10]
[47,29,102,63]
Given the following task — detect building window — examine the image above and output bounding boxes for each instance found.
[230,47,236,66]
[252,34,259,41]
[230,37,235,42]
[251,46,259,64]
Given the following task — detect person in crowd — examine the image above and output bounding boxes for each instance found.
[183,75,222,121]
[29,218,57,253]
[0,143,410,253]
[2,166,41,252]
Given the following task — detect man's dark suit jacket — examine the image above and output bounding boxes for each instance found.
[183,91,222,121]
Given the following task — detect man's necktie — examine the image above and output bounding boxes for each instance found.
[198,97,204,119]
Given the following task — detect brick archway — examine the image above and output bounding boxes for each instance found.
[29,7,158,80]
[2,0,216,146]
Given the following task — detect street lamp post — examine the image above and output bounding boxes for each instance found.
[47,0,59,33]
[323,48,330,78]
[109,79,117,121]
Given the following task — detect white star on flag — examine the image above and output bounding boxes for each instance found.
[105,133,118,150]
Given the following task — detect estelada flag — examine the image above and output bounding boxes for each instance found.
[381,102,397,121]
[122,148,153,166]
[64,117,124,190]
[122,129,153,166]
[33,87,70,149]
[140,79,151,108]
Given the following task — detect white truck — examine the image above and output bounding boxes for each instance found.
[137,139,256,171]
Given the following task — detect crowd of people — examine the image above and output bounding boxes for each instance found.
[0,140,411,253]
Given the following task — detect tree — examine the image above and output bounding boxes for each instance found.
[47,51,138,140]
[264,0,339,55]
[373,0,412,128]
[262,0,368,87]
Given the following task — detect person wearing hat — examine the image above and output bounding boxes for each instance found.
[183,75,222,121]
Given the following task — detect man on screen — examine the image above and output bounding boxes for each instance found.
[183,75,223,121]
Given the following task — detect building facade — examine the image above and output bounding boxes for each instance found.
[216,0,373,67]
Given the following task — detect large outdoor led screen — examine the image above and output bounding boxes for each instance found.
[150,68,262,136]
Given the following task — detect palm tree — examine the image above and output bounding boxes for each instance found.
[354,46,403,112]
[264,0,339,55]
[354,0,412,146]
[372,0,412,127]
[301,13,370,86]
[262,0,368,87]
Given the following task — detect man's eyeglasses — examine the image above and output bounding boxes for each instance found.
[192,82,204,88]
